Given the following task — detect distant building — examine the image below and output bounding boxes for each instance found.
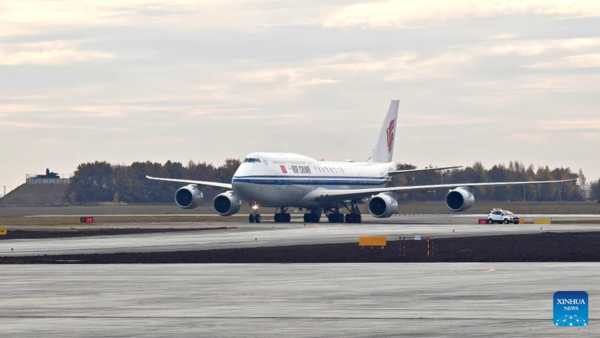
[26,168,71,185]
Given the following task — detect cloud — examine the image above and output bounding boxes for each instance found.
[292,78,338,86]
[487,38,600,56]
[0,0,307,40]
[210,113,299,121]
[487,33,520,41]
[0,104,51,115]
[240,67,339,87]
[399,115,493,127]
[0,102,221,120]
[522,53,600,69]
[541,119,600,131]
[0,1,194,36]
[510,133,545,142]
[0,41,114,66]
[513,74,600,93]
[241,37,600,87]
[0,120,129,131]
[324,0,600,29]
[189,108,260,116]
[0,95,63,101]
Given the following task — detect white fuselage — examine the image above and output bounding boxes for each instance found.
[232,152,395,208]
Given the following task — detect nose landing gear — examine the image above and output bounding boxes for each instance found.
[249,204,261,223]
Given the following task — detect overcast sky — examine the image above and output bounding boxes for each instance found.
[1,0,599,192]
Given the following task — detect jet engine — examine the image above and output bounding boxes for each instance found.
[368,193,398,218]
[175,184,204,209]
[445,187,475,212]
[213,191,242,216]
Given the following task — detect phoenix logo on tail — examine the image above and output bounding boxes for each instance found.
[386,119,395,152]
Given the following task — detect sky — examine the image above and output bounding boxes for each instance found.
[0,0,599,192]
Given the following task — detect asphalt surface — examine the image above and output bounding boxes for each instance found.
[1,263,597,337]
[5,232,600,264]
[2,215,600,257]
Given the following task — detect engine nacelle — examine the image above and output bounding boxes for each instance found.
[213,191,242,216]
[445,187,475,212]
[368,193,398,218]
[174,184,203,209]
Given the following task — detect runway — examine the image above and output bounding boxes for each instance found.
[2,215,600,256]
[0,263,597,336]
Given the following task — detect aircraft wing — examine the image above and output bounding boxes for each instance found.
[146,176,232,189]
[314,179,576,202]
[389,166,463,175]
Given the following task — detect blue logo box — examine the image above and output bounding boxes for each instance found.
[554,291,588,327]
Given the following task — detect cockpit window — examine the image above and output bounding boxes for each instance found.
[244,158,260,163]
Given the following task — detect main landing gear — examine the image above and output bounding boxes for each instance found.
[248,204,261,223]
[274,208,291,223]
[326,208,344,223]
[343,202,362,224]
[303,209,322,223]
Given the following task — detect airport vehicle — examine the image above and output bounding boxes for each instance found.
[487,209,520,224]
[147,100,574,224]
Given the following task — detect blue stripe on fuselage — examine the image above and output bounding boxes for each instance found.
[232,178,386,186]
[233,175,385,179]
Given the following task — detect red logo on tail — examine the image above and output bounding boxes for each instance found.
[386,119,395,152]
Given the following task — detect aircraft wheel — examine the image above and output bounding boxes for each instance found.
[274,213,281,223]
[249,214,255,223]
[355,214,362,223]
[345,214,352,223]
[311,213,320,223]
[255,214,261,223]
[284,213,291,223]
[303,214,310,223]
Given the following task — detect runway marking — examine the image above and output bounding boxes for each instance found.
[0,315,552,321]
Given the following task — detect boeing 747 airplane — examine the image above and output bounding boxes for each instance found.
[147,100,574,223]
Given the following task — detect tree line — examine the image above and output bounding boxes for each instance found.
[393,161,590,202]
[67,159,240,204]
[66,159,600,204]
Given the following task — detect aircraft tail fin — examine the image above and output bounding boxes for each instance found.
[368,100,399,163]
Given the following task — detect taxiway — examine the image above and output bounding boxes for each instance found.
[2,215,600,256]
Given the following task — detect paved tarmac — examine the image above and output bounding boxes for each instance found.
[0,263,597,337]
[2,215,600,256]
